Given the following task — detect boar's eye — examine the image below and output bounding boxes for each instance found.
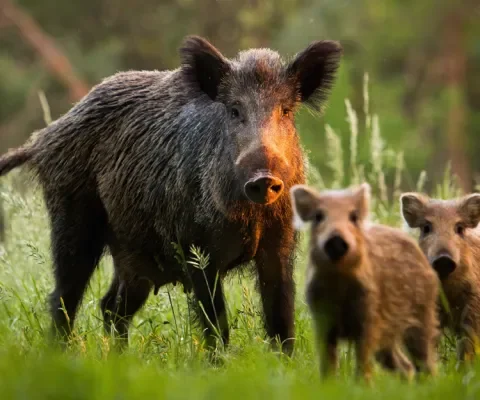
[349,210,359,225]
[282,108,292,118]
[230,105,241,119]
[314,210,325,224]
[455,224,465,236]
[421,222,432,235]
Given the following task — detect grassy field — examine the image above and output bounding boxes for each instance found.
[0,91,478,399]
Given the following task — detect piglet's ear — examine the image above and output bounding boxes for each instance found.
[290,184,321,231]
[286,40,343,111]
[400,193,429,228]
[180,35,231,100]
[458,193,480,228]
[353,183,371,221]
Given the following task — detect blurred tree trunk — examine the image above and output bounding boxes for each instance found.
[0,0,89,102]
[0,196,4,243]
[442,8,471,193]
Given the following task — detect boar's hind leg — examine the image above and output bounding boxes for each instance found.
[101,276,152,344]
[255,231,296,356]
[101,248,153,343]
[48,195,108,342]
[190,267,229,351]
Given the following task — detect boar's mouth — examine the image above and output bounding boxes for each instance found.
[243,173,284,205]
[431,254,457,280]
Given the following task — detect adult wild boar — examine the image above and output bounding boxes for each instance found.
[0,35,342,354]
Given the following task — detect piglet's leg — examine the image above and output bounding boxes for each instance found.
[315,316,338,379]
[355,324,378,384]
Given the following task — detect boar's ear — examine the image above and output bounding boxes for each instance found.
[458,194,480,228]
[400,193,428,228]
[290,184,321,231]
[352,183,371,221]
[286,40,343,111]
[180,35,231,100]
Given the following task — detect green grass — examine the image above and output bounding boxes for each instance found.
[0,79,476,399]
[0,178,477,400]
[0,175,477,400]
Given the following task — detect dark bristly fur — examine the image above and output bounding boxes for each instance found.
[291,183,439,382]
[0,35,342,354]
[401,192,480,362]
[0,148,33,243]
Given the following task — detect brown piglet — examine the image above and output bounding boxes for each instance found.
[291,183,439,381]
[401,192,480,362]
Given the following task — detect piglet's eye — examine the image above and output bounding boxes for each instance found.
[349,211,359,225]
[455,224,465,236]
[422,222,432,235]
[314,210,325,224]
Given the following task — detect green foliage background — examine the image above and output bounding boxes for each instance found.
[1,0,479,191]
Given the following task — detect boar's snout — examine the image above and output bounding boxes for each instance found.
[431,253,457,280]
[244,174,284,205]
[324,234,349,262]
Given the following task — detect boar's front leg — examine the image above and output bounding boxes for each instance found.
[101,246,154,345]
[255,229,296,356]
[190,266,229,351]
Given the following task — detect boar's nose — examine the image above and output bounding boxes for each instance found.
[431,254,457,280]
[324,235,349,262]
[244,175,284,205]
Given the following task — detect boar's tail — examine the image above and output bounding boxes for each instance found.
[0,146,34,176]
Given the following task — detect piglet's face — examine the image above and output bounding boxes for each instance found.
[290,183,370,272]
[401,193,480,280]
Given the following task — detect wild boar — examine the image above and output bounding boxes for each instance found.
[401,192,480,361]
[0,35,343,354]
